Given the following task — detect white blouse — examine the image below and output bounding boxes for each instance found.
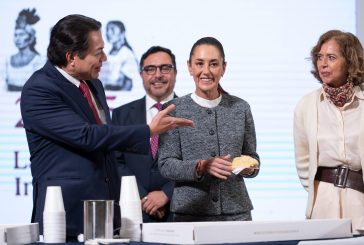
[312,87,364,230]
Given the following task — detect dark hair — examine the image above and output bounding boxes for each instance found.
[107,20,125,32]
[15,8,40,54]
[16,8,40,27]
[139,46,177,72]
[188,37,227,94]
[310,30,364,85]
[106,20,133,51]
[47,14,101,67]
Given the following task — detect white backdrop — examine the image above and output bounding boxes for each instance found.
[0,0,356,223]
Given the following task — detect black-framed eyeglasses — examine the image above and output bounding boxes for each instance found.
[142,64,175,75]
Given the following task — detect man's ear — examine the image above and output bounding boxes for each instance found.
[65,52,75,66]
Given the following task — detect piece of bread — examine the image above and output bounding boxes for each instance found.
[232,155,258,169]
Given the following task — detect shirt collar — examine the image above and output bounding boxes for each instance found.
[55,66,81,87]
[191,92,222,108]
[146,92,175,110]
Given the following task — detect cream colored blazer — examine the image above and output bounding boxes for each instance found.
[293,85,364,218]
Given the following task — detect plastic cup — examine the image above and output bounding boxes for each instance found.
[44,186,65,213]
[119,176,143,241]
[43,186,66,243]
[120,176,140,204]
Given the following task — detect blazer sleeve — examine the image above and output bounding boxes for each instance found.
[21,76,150,154]
[158,102,202,182]
[241,104,260,178]
[293,97,310,191]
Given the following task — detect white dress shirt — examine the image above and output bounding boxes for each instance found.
[55,66,106,124]
[145,93,175,124]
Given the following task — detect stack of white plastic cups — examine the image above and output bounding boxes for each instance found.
[43,186,66,243]
[119,176,143,241]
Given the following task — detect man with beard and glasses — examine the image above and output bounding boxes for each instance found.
[112,46,177,222]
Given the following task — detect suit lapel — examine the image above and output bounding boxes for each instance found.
[128,97,156,163]
[129,97,147,124]
[86,80,111,124]
[44,63,98,124]
[43,62,107,124]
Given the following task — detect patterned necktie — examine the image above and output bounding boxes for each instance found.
[79,81,102,124]
[150,102,162,159]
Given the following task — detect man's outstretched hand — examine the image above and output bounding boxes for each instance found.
[149,104,194,136]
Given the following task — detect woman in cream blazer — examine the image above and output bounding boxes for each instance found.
[294,87,364,217]
[294,30,364,230]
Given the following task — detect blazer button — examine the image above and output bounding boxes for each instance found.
[211,152,216,157]
[212,196,219,202]
[206,109,212,114]
[105,177,109,183]
[209,129,215,135]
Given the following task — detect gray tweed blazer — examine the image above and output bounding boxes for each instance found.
[158,93,260,216]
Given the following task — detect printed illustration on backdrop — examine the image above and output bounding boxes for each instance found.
[99,20,139,91]
[5,8,45,92]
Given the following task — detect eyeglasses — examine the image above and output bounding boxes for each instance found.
[142,64,175,75]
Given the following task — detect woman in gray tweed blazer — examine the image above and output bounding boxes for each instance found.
[158,37,260,222]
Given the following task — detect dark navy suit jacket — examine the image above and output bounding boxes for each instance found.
[20,61,150,237]
[112,97,174,222]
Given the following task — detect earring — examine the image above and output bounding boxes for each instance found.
[347,74,353,84]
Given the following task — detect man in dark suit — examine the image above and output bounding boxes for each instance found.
[20,15,193,240]
[112,46,177,222]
